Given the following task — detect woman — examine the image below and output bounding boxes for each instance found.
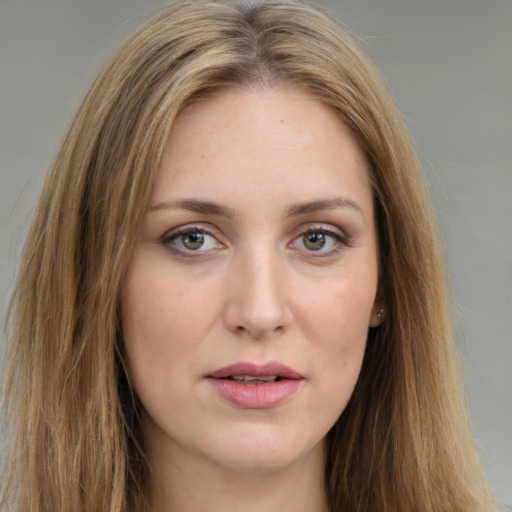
[1,0,493,511]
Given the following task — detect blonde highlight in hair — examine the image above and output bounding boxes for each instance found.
[1,1,492,511]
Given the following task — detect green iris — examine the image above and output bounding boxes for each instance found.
[182,232,205,250]
[303,232,326,250]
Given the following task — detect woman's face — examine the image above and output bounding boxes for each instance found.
[121,86,382,476]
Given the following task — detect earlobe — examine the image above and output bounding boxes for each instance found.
[370,304,386,327]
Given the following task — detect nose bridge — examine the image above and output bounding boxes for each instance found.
[224,238,291,338]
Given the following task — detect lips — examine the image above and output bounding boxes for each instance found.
[208,361,303,380]
[206,361,304,408]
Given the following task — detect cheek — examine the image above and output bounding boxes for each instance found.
[120,251,218,391]
[300,271,376,349]
[298,272,376,410]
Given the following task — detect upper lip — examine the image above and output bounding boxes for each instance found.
[207,361,304,380]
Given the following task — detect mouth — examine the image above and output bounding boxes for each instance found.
[207,361,303,382]
[205,361,304,408]
[226,375,283,385]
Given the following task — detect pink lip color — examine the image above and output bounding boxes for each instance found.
[206,361,304,409]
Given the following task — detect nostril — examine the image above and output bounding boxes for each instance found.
[233,322,286,338]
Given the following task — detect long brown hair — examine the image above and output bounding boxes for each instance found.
[1,1,492,511]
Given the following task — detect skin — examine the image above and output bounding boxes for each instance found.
[121,85,383,512]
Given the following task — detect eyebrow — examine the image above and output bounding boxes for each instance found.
[149,198,235,218]
[149,196,364,220]
[285,196,364,219]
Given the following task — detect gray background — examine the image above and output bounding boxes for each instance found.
[1,0,511,505]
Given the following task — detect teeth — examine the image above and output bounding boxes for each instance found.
[231,375,278,382]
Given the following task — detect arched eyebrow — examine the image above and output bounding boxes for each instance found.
[285,196,364,219]
[149,196,364,220]
[149,198,235,218]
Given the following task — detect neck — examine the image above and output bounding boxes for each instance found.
[147,439,329,512]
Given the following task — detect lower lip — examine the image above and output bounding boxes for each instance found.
[206,378,303,409]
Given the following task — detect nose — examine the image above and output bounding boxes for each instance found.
[223,246,293,339]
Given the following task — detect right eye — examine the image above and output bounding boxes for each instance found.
[162,226,222,255]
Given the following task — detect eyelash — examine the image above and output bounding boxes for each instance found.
[161,224,353,257]
[161,224,221,256]
[290,226,354,258]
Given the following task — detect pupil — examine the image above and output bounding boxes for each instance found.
[183,232,204,250]
[304,232,325,250]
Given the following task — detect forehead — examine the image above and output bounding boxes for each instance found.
[152,85,372,215]
[169,85,365,161]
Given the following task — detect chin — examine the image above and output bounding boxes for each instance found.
[199,425,326,475]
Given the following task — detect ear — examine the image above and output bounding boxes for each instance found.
[369,303,386,327]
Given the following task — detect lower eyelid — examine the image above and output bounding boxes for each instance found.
[291,227,354,254]
[161,224,352,255]
[161,226,219,252]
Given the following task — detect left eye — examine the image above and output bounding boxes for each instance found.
[163,228,220,253]
[291,229,343,253]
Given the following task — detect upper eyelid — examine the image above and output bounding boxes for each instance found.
[161,223,219,241]
[161,225,224,256]
[161,222,345,235]
[293,223,349,239]
[291,224,355,252]
[160,222,352,248]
